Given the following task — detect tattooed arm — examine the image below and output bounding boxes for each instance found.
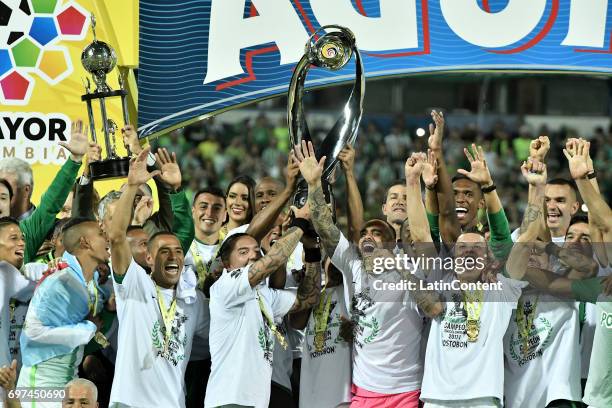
[289,261,322,313]
[507,159,547,280]
[248,227,303,288]
[309,183,342,257]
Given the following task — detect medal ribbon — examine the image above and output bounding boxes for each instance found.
[156,286,177,352]
[256,289,288,349]
[190,240,221,289]
[313,288,332,349]
[463,289,483,322]
[87,280,99,317]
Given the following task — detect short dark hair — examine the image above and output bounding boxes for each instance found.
[0,178,13,200]
[51,217,71,240]
[127,225,145,234]
[192,186,226,206]
[547,178,578,196]
[0,216,19,232]
[147,231,179,251]
[218,233,251,267]
[62,217,97,253]
[569,213,589,228]
[383,180,406,203]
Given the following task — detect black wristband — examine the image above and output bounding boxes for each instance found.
[587,171,596,180]
[545,242,561,257]
[304,247,322,263]
[290,217,310,233]
[481,184,496,193]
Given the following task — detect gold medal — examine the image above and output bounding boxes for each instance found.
[314,331,325,352]
[466,319,480,342]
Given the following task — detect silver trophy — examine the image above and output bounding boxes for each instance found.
[288,25,365,215]
[81,14,131,180]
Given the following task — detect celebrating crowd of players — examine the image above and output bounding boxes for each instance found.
[0,111,610,408]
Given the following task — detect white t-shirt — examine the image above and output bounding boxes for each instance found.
[184,238,219,361]
[580,265,610,379]
[299,284,352,408]
[331,233,424,394]
[110,260,209,408]
[205,265,296,408]
[420,268,524,404]
[503,293,582,407]
[271,318,294,392]
[505,233,582,407]
[6,262,47,373]
[0,262,34,402]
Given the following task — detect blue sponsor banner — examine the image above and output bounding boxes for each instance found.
[138,0,612,138]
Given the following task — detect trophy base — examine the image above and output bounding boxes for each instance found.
[89,157,130,180]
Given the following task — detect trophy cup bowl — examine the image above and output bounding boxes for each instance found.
[288,25,365,219]
[81,41,117,92]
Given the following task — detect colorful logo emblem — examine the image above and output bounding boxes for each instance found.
[0,0,88,105]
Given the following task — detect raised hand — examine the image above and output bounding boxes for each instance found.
[59,119,89,162]
[122,124,142,155]
[422,149,438,188]
[405,152,425,184]
[290,202,310,221]
[293,141,326,186]
[338,145,356,174]
[566,138,594,174]
[285,152,300,190]
[520,158,547,186]
[563,139,590,179]
[128,147,160,187]
[155,147,182,191]
[529,136,550,162]
[457,144,493,187]
[428,110,445,151]
[133,195,153,226]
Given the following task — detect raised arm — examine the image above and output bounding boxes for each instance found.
[248,225,303,288]
[109,148,160,277]
[293,141,342,258]
[247,154,299,241]
[428,111,461,245]
[506,159,547,280]
[72,142,101,220]
[20,120,90,262]
[404,153,434,244]
[338,145,364,243]
[153,148,194,252]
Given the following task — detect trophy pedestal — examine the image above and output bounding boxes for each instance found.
[89,157,130,180]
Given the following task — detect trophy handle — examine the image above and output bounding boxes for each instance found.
[287,54,314,150]
[319,47,364,180]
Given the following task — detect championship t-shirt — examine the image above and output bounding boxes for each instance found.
[420,267,524,404]
[331,233,424,394]
[205,265,296,408]
[299,284,351,408]
[571,277,612,408]
[110,260,209,408]
[503,293,582,407]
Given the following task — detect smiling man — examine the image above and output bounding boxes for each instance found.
[108,149,208,408]
[382,181,407,242]
[297,142,438,408]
